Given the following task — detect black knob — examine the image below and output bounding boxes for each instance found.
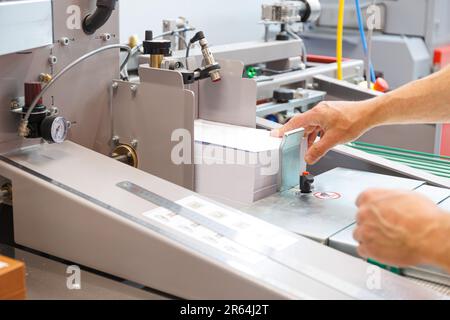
[273,88,295,103]
[300,172,315,194]
[276,31,290,41]
[145,30,153,41]
[143,39,172,56]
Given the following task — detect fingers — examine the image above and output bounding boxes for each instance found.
[356,188,395,207]
[271,111,317,138]
[304,133,339,164]
[307,126,320,148]
[356,245,369,259]
[356,205,371,226]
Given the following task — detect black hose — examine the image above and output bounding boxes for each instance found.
[82,0,117,35]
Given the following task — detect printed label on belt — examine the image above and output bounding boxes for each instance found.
[142,195,298,262]
[176,196,298,251]
[143,206,264,264]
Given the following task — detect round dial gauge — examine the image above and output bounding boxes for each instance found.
[41,116,69,144]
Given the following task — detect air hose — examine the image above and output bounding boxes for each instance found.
[83,0,117,35]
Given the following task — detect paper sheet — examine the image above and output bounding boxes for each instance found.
[195,120,282,153]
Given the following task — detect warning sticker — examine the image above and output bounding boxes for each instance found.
[313,192,341,200]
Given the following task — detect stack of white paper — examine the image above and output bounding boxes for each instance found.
[194,120,282,206]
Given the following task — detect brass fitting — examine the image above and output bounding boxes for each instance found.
[150,54,164,69]
[18,120,30,138]
[39,73,53,83]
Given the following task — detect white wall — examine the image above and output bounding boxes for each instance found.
[119,0,268,46]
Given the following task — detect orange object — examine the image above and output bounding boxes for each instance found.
[302,171,310,176]
[434,45,450,68]
[433,45,450,156]
[373,77,389,92]
[307,54,350,64]
[0,256,26,300]
[441,124,450,157]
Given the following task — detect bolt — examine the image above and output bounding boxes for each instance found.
[131,139,138,148]
[49,55,58,65]
[10,99,20,110]
[112,82,119,90]
[60,37,70,46]
[101,33,112,42]
[130,85,138,94]
[50,106,59,115]
[112,136,120,146]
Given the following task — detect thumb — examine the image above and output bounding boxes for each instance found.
[305,134,338,164]
[271,112,315,138]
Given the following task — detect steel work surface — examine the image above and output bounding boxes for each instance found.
[440,198,450,212]
[239,168,425,243]
[414,185,450,204]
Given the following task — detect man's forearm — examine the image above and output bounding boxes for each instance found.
[363,65,450,128]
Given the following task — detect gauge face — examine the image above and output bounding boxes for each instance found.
[50,117,68,144]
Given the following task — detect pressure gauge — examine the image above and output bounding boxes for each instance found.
[40,116,69,144]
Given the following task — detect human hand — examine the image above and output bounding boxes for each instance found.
[354,188,449,268]
[271,101,375,164]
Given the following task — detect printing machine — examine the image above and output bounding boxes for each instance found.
[0,0,449,299]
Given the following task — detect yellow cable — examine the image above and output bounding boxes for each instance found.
[336,0,345,80]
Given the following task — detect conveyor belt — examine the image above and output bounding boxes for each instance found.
[409,278,450,296]
[348,142,450,178]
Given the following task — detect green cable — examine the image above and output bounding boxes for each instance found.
[350,141,450,161]
[347,142,450,178]
[351,148,450,172]
[367,259,402,275]
[350,144,450,166]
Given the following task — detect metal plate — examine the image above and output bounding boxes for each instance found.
[414,185,450,205]
[440,198,450,212]
[0,0,53,56]
[239,168,425,243]
[328,224,358,257]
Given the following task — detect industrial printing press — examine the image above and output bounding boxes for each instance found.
[0,0,449,299]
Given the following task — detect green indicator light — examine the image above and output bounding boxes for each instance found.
[246,66,257,79]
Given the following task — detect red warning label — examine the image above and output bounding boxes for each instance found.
[313,192,341,200]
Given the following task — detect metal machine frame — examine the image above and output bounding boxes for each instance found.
[0,0,448,299]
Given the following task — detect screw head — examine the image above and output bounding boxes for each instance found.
[112,136,120,145]
[49,56,58,65]
[60,37,70,46]
[50,106,59,115]
[101,33,112,42]
[10,99,20,110]
[131,139,139,148]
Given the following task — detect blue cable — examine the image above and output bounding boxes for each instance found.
[355,0,376,83]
